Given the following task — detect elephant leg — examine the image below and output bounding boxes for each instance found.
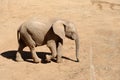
[16,43,25,62]
[30,47,41,63]
[46,40,57,62]
[21,32,40,63]
[57,42,63,63]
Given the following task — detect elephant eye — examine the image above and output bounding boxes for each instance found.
[67,32,72,35]
[70,32,74,35]
[71,32,74,35]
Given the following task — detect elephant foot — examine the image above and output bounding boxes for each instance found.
[57,58,63,63]
[16,57,24,62]
[33,58,41,63]
[51,57,56,62]
[16,52,24,62]
[46,55,51,63]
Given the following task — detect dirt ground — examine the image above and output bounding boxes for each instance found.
[0,0,120,80]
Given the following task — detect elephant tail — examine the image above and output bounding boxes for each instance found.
[17,27,21,43]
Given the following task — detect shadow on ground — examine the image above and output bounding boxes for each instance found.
[1,50,50,63]
[1,50,77,63]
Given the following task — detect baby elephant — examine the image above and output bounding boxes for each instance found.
[16,19,79,63]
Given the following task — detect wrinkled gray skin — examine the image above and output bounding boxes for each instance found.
[16,20,79,63]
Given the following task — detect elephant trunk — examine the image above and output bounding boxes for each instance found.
[75,34,80,62]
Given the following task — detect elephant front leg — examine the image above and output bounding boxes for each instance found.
[46,40,57,62]
[57,42,63,63]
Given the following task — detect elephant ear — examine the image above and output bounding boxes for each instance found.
[52,21,65,39]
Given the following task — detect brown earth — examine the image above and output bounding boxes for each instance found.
[0,0,120,80]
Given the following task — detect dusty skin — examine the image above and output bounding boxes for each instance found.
[0,0,120,80]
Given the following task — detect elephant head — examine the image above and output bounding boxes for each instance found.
[52,20,80,62]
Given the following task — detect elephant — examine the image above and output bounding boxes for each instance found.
[16,19,80,63]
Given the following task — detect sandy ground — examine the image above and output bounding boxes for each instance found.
[0,0,120,80]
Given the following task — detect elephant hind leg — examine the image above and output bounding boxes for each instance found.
[16,41,26,62]
[20,32,40,63]
[29,46,41,63]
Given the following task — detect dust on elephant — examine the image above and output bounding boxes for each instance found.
[16,19,80,63]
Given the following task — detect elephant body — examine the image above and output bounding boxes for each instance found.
[16,19,79,63]
[18,21,58,47]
